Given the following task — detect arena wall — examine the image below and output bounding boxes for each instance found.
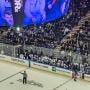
[0,54,90,82]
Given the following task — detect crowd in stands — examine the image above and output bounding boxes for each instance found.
[61,19,90,56]
[18,49,90,74]
[0,0,89,49]
[0,24,69,48]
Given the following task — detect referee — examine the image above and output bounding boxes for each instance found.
[20,71,27,84]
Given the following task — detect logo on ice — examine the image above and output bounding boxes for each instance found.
[14,0,22,13]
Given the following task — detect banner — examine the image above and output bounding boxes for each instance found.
[52,66,56,72]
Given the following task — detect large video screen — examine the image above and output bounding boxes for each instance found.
[0,0,70,26]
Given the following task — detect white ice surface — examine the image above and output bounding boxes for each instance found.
[0,61,90,90]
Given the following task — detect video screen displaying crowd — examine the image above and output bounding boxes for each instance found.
[0,0,70,26]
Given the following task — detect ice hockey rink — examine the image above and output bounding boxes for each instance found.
[0,61,90,90]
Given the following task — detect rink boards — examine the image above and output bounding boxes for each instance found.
[0,54,90,82]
